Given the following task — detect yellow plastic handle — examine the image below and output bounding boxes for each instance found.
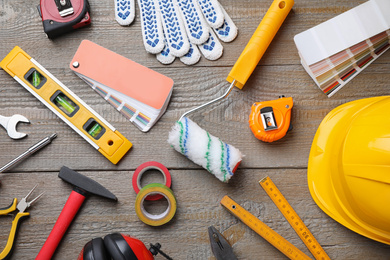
[0,198,30,259]
[0,212,30,259]
[0,198,17,215]
[227,0,294,89]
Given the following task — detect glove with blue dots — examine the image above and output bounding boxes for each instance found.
[114,0,238,65]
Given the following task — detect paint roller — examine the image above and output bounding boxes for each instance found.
[168,0,294,182]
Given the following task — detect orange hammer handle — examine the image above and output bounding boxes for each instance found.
[227,0,294,89]
[36,190,86,259]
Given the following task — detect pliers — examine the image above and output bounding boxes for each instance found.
[0,184,44,259]
[208,226,238,260]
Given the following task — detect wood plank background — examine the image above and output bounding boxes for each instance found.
[1,0,390,259]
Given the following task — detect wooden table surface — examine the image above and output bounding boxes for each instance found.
[1,0,390,259]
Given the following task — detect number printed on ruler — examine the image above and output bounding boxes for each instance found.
[259,176,330,260]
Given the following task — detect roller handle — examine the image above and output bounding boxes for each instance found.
[227,0,294,89]
[36,190,86,260]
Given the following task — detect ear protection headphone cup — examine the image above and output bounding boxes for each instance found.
[81,237,111,260]
[104,233,138,260]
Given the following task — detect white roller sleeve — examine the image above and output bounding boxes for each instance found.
[168,117,242,182]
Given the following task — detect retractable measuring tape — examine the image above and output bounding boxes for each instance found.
[259,177,330,260]
[0,46,132,164]
[249,96,293,142]
[38,0,91,38]
[221,196,311,260]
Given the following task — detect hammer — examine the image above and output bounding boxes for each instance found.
[36,166,117,259]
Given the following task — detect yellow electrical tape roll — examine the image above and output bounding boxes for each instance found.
[135,183,176,226]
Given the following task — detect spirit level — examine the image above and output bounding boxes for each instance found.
[0,46,132,164]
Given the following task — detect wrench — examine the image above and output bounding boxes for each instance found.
[0,114,30,139]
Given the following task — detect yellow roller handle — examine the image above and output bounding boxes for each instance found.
[227,0,294,89]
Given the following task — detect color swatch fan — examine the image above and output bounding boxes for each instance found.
[70,40,174,132]
[294,0,390,97]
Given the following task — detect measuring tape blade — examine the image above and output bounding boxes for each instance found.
[259,177,330,260]
[221,196,311,260]
[0,46,132,164]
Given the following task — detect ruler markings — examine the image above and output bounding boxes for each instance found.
[259,176,330,260]
[221,195,312,260]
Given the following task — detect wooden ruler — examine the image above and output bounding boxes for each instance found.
[259,176,330,260]
[221,195,312,260]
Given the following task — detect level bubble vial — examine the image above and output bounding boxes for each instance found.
[54,93,78,115]
[25,68,46,89]
[83,118,106,140]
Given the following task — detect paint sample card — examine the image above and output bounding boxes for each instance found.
[70,40,174,132]
[294,0,390,97]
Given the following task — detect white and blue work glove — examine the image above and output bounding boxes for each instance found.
[114,0,238,65]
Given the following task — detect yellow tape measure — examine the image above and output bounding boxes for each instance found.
[221,196,311,260]
[259,176,330,260]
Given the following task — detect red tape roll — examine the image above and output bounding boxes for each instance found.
[132,161,172,201]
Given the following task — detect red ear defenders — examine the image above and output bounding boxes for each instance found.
[78,233,154,260]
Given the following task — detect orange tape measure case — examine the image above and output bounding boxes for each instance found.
[249,96,293,142]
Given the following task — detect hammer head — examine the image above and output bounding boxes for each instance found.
[59,166,117,201]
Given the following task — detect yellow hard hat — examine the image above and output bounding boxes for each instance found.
[308,96,390,245]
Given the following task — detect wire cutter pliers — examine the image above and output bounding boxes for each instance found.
[0,184,44,259]
[208,226,238,260]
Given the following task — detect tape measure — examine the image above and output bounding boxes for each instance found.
[249,96,293,142]
[38,0,91,38]
[259,177,330,260]
[0,46,132,164]
[221,196,311,260]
